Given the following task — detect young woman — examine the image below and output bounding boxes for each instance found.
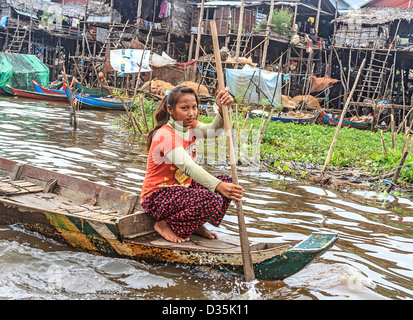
[141,85,244,243]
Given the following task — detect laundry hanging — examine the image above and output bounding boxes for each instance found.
[110,49,152,74]
[159,2,170,18]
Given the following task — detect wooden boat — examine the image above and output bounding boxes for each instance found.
[199,104,218,117]
[250,110,319,124]
[0,157,338,281]
[75,82,111,97]
[32,80,66,96]
[0,86,13,96]
[63,83,132,110]
[376,122,392,132]
[33,80,109,99]
[320,110,372,130]
[6,84,68,102]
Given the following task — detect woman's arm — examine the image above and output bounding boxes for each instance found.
[194,88,234,138]
[194,112,224,138]
[166,147,244,201]
[165,147,221,193]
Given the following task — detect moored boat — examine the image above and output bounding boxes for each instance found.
[32,80,66,96]
[0,86,13,96]
[250,110,319,124]
[75,81,111,97]
[320,110,372,130]
[6,84,68,102]
[33,80,110,99]
[0,157,338,281]
[64,83,132,110]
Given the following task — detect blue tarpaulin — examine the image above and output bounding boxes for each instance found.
[225,66,282,107]
[0,16,8,28]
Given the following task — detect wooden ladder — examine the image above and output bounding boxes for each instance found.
[230,33,252,57]
[356,41,394,103]
[98,20,130,58]
[7,24,28,53]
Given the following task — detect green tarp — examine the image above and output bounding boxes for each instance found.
[0,52,49,92]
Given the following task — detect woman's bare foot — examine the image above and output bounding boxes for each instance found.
[194,225,218,240]
[154,220,189,243]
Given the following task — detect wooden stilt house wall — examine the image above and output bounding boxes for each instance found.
[332,6,413,127]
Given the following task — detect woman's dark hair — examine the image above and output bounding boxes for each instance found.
[145,85,200,152]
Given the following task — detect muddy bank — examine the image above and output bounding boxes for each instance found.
[258,158,413,194]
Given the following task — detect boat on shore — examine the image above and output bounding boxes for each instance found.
[6,84,68,102]
[0,156,338,281]
[63,83,132,110]
[320,110,372,130]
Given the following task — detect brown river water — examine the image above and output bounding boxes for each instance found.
[0,96,412,300]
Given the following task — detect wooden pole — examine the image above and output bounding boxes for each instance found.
[315,0,322,32]
[129,28,152,132]
[321,58,366,175]
[210,21,255,282]
[261,0,275,68]
[110,0,114,23]
[391,113,396,149]
[137,0,142,21]
[235,0,245,65]
[187,34,195,79]
[380,130,388,157]
[259,109,274,145]
[62,66,78,129]
[192,0,205,81]
[386,151,409,193]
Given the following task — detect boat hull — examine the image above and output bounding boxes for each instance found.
[0,199,337,280]
[75,82,110,97]
[32,80,66,96]
[249,110,319,124]
[7,84,68,102]
[0,86,13,96]
[0,157,338,281]
[64,83,131,110]
[320,110,372,130]
[33,80,108,99]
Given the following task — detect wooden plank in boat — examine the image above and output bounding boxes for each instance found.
[19,164,139,216]
[117,211,155,240]
[52,204,122,221]
[132,233,293,258]
[4,192,121,224]
[0,179,44,195]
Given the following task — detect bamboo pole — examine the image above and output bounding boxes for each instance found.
[210,20,255,282]
[410,136,413,154]
[386,151,409,193]
[192,0,205,81]
[402,130,411,154]
[62,66,78,129]
[321,58,366,175]
[391,113,396,149]
[259,109,274,145]
[128,27,152,132]
[380,130,388,157]
[235,0,245,65]
[261,0,275,68]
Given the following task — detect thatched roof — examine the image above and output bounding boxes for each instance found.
[336,7,413,25]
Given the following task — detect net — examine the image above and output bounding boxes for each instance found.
[0,52,49,92]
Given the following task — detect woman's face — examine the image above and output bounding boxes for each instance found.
[167,93,198,127]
